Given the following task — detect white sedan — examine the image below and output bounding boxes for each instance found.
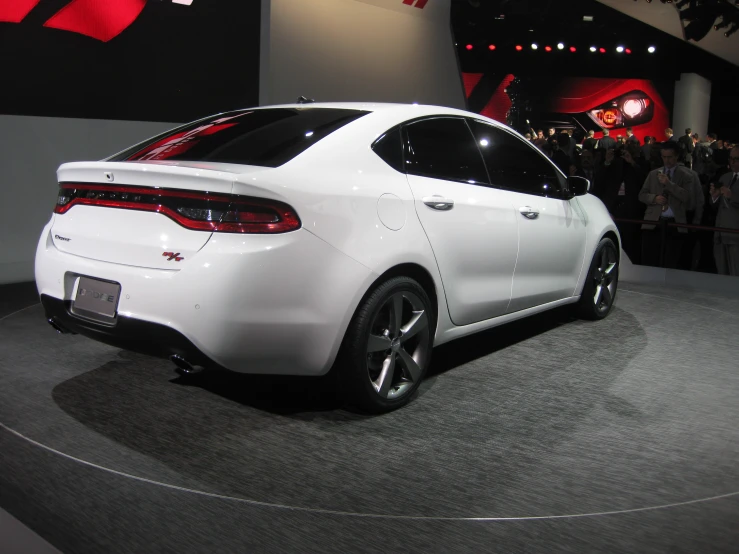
[35,102,620,413]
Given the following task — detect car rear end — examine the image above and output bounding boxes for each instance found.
[35,106,376,376]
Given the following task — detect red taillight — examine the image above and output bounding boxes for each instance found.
[54,183,301,234]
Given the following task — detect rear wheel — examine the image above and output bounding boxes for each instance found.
[576,237,619,320]
[335,276,433,413]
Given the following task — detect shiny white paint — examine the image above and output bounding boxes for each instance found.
[406,173,519,325]
[35,102,619,376]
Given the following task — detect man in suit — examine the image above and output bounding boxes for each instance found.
[597,129,616,151]
[709,146,739,275]
[596,144,647,263]
[582,130,597,151]
[664,127,677,142]
[678,127,695,168]
[641,136,653,162]
[626,127,640,145]
[638,142,692,268]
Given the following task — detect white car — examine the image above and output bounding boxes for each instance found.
[35,102,620,413]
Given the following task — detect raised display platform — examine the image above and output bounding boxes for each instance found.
[1,282,737,553]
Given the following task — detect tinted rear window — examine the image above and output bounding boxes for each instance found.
[110,108,369,167]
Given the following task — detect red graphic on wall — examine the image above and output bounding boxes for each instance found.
[0,0,42,23]
[462,73,483,99]
[402,0,429,8]
[480,73,515,123]
[44,0,147,42]
[0,0,193,42]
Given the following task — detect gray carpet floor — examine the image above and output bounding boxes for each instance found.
[1,282,738,553]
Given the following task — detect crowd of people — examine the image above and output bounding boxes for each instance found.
[523,126,739,276]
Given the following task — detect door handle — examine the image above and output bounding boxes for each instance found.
[519,206,540,219]
[423,196,455,211]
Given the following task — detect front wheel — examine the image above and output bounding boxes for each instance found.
[335,276,434,414]
[576,237,619,320]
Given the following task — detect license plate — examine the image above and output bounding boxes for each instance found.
[71,276,121,322]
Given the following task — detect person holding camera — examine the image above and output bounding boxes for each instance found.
[638,143,692,268]
[710,146,739,276]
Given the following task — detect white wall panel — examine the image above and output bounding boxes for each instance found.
[260,0,465,109]
[0,116,174,284]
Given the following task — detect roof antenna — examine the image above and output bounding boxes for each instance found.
[296,96,315,104]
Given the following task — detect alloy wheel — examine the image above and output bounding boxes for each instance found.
[593,244,618,312]
[365,291,430,400]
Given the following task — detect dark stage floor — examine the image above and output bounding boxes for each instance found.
[1,281,737,553]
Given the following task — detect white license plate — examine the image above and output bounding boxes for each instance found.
[71,276,121,322]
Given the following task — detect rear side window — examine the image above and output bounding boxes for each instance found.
[371,127,404,172]
[403,118,489,184]
[110,108,369,167]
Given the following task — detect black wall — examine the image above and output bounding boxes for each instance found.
[0,0,261,122]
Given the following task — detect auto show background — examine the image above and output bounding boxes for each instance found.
[462,74,675,143]
[0,0,464,284]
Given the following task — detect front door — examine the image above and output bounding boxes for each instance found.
[467,119,587,313]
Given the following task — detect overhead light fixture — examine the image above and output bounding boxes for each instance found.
[570,46,577,52]
[648,45,656,53]
[557,42,565,50]
[583,15,594,21]
[515,45,523,51]
[590,46,597,52]
[616,46,625,52]
[544,45,552,51]
[488,44,496,50]
[531,43,538,49]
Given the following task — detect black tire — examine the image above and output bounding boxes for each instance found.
[334,276,434,414]
[576,237,619,320]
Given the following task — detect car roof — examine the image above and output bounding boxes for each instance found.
[241,101,509,136]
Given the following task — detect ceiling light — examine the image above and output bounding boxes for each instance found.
[531,43,538,49]
[616,46,624,52]
[590,46,597,52]
[648,46,656,53]
[557,42,565,50]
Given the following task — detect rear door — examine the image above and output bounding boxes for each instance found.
[403,117,519,326]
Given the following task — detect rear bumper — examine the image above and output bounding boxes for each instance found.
[41,294,223,369]
[35,220,375,375]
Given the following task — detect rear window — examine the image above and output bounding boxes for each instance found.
[109,108,369,167]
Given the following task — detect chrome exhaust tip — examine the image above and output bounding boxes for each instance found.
[171,354,204,376]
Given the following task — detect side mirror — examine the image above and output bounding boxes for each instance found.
[566,175,590,198]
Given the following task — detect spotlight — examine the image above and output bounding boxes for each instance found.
[625,48,632,54]
[557,42,565,50]
[531,43,538,49]
[515,45,523,51]
[599,47,606,53]
[616,46,624,53]
[488,44,496,50]
[465,44,473,50]
[544,45,552,51]
[570,46,577,52]
[590,46,597,52]
[648,46,656,53]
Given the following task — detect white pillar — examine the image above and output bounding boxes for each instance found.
[673,73,711,138]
